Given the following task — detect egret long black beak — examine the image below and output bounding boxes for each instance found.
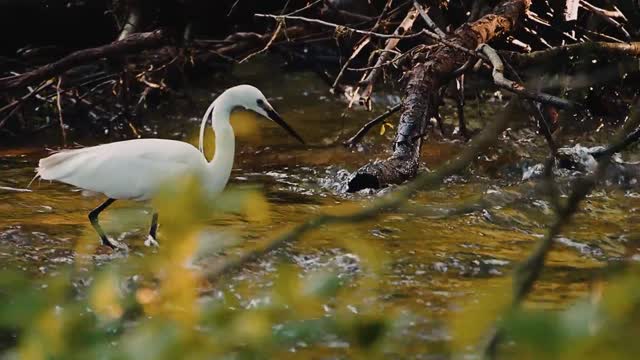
[259,102,305,144]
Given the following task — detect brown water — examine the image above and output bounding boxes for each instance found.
[1,57,639,357]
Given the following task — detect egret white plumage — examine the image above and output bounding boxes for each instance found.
[33,85,304,250]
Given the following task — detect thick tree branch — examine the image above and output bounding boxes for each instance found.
[347,0,532,192]
[0,30,167,92]
[501,41,640,67]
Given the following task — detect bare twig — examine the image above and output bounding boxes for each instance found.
[360,7,419,100]
[254,13,426,40]
[227,0,241,16]
[575,25,625,43]
[0,79,55,129]
[331,0,394,90]
[239,1,322,63]
[455,75,469,140]
[480,44,576,109]
[581,0,627,19]
[239,21,284,63]
[580,0,631,40]
[55,77,67,146]
[287,0,323,16]
[256,12,489,61]
[347,46,420,71]
[413,1,446,37]
[591,126,640,159]
[499,56,558,153]
[331,37,371,90]
[343,104,402,147]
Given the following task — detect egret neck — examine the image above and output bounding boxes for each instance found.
[205,103,236,194]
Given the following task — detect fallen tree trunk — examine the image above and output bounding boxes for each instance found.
[0,30,167,92]
[346,0,531,192]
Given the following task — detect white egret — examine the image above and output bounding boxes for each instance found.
[33,85,304,250]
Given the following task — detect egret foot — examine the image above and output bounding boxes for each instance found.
[105,237,129,251]
[144,235,159,247]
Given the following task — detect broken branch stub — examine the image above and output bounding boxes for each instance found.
[346,0,531,192]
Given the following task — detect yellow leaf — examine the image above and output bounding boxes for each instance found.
[90,273,123,321]
[380,124,386,136]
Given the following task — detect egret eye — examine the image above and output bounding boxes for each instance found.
[256,99,265,107]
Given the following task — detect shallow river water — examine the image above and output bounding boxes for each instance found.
[1,58,639,357]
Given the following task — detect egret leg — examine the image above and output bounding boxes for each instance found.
[88,198,125,250]
[145,212,159,247]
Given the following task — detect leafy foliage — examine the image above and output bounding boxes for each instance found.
[0,177,397,359]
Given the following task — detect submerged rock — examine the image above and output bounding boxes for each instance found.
[522,144,640,188]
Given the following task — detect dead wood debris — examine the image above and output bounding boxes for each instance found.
[1,0,639,181]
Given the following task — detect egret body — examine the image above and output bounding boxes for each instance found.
[34,85,304,250]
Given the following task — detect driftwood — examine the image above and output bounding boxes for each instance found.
[346,0,532,192]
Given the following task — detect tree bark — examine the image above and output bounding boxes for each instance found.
[347,0,532,192]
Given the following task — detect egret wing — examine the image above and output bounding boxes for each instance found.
[37,139,205,200]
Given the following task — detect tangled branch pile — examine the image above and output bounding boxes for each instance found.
[1,0,639,189]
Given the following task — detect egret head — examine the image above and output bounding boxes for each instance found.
[224,85,305,144]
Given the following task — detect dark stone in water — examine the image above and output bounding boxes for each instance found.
[523,144,640,188]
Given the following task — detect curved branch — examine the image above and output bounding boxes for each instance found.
[480,44,576,109]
